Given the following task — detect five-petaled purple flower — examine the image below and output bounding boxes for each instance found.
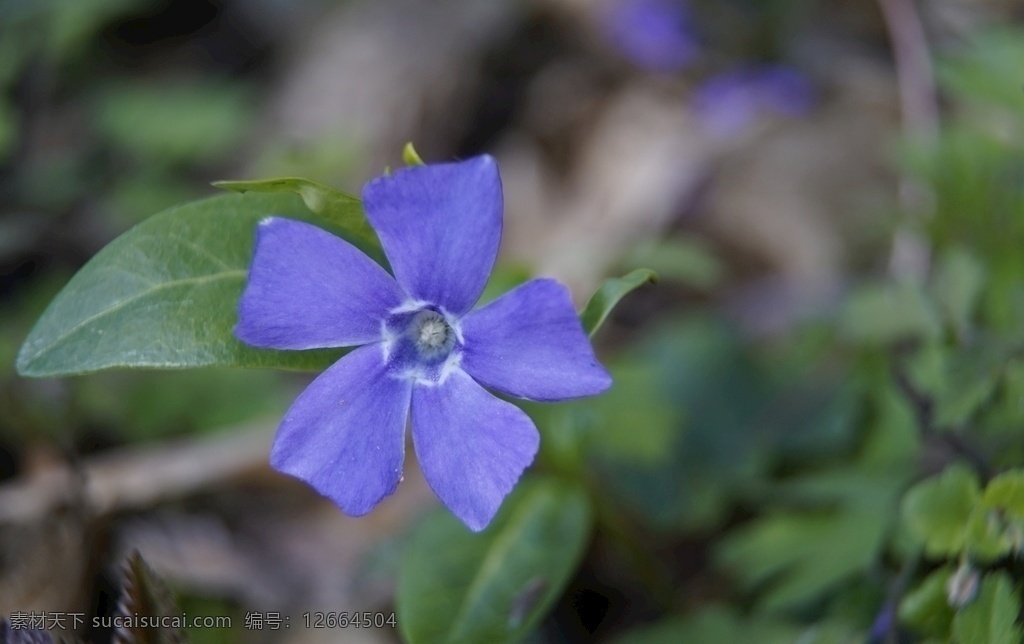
[236,156,612,531]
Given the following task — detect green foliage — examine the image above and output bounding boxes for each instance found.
[930,246,986,336]
[580,269,657,337]
[902,464,980,557]
[839,281,942,345]
[93,80,254,165]
[902,465,1024,564]
[718,467,903,610]
[623,239,724,290]
[938,28,1024,117]
[16,193,345,377]
[951,572,1023,644]
[899,566,955,639]
[613,606,802,644]
[396,478,591,644]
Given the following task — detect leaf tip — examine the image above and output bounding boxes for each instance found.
[210,179,245,193]
[403,142,426,166]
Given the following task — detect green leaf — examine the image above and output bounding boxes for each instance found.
[931,246,985,333]
[614,606,801,644]
[982,470,1024,517]
[964,469,1024,560]
[396,478,592,644]
[717,468,899,610]
[93,80,253,164]
[16,193,344,376]
[899,566,955,638]
[212,177,380,255]
[933,350,1002,429]
[938,28,1024,115]
[902,464,980,556]
[951,572,1023,644]
[840,281,942,345]
[580,269,657,337]
[623,239,723,289]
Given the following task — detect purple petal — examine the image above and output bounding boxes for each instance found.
[602,0,699,73]
[236,217,404,349]
[362,156,502,315]
[270,343,412,516]
[411,369,539,531]
[693,65,815,135]
[459,278,612,401]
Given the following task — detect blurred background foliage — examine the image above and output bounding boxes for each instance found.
[3,0,1024,642]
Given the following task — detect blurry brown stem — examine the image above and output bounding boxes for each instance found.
[0,421,277,524]
[892,366,992,480]
[878,0,939,278]
[877,0,939,143]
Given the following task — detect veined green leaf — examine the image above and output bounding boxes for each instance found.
[397,478,592,644]
[16,193,344,377]
[212,176,380,254]
[580,269,657,337]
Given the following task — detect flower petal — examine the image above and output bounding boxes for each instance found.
[411,369,539,531]
[270,343,412,516]
[460,278,612,401]
[362,156,502,315]
[236,217,403,350]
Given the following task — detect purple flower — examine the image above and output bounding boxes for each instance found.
[602,0,699,73]
[236,156,611,531]
[693,65,815,135]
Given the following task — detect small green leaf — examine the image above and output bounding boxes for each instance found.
[964,469,1024,560]
[16,193,344,376]
[982,470,1024,517]
[580,269,657,337]
[899,566,955,638]
[403,142,426,166]
[212,177,380,254]
[397,478,592,644]
[931,246,985,333]
[902,464,980,556]
[623,239,723,289]
[965,506,1014,561]
[951,572,1023,644]
[840,281,943,345]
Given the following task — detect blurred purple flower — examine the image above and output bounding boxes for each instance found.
[236,156,611,531]
[602,0,699,73]
[868,604,895,642]
[693,65,815,135]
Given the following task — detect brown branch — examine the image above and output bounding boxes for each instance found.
[877,0,940,143]
[0,421,277,524]
[891,366,993,480]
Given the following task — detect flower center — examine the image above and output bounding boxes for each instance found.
[407,309,456,361]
